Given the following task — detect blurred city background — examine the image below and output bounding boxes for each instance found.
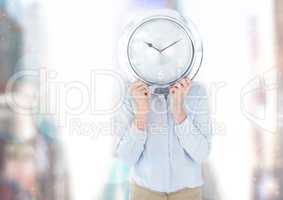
[0,0,282,199]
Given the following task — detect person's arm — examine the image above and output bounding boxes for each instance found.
[174,84,212,164]
[113,81,150,166]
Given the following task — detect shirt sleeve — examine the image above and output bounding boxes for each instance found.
[113,94,147,167]
[174,84,212,164]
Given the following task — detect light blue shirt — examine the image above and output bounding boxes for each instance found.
[114,82,212,193]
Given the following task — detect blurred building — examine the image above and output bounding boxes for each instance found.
[274,0,283,199]
[0,1,22,92]
[0,1,70,200]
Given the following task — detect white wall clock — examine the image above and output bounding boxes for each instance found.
[118,9,203,93]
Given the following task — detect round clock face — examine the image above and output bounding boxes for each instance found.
[127,17,194,85]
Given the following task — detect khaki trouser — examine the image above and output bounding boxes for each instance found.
[130,183,202,200]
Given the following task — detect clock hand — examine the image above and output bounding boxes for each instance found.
[144,41,161,53]
[160,39,182,52]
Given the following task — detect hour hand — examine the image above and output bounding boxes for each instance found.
[144,41,161,53]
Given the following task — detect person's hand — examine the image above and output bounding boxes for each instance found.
[130,81,151,130]
[169,78,192,124]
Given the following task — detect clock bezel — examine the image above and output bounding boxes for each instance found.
[127,16,195,86]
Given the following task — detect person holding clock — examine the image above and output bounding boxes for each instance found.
[114,9,212,200]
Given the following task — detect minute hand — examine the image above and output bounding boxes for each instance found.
[160,39,182,53]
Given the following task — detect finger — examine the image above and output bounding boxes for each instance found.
[136,87,147,95]
[144,87,151,96]
[137,85,149,91]
[183,79,192,91]
[132,85,145,93]
[174,82,183,89]
[130,82,140,92]
[138,87,150,96]
[185,78,192,86]
[144,90,150,96]
[170,84,179,92]
[180,79,188,88]
[170,87,176,94]
[131,83,147,94]
[132,80,146,89]
[171,84,178,90]
[132,80,142,87]
[135,83,148,91]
